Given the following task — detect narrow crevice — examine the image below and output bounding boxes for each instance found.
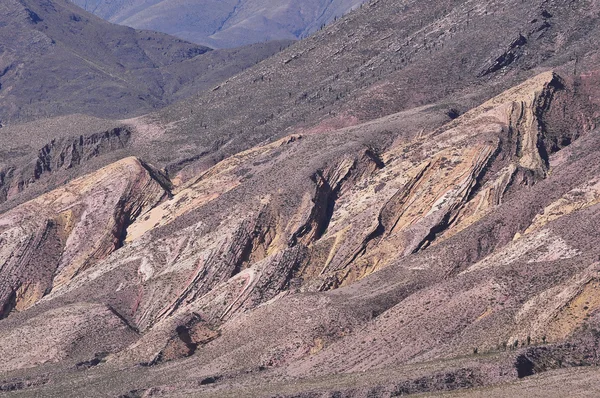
[230,211,275,277]
[0,288,17,320]
[230,235,255,278]
[114,159,174,250]
[106,304,139,334]
[342,219,385,270]
[139,159,174,198]
[290,170,337,246]
[385,162,432,235]
[410,137,505,255]
[411,150,497,254]
[114,199,133,251]
[465,141,503,204]
[293,152,384,248]
[365,148,386,169]
[314,173,340,241]
[533,78,561,171]
[535,135,551,171]
[411,211,454,254]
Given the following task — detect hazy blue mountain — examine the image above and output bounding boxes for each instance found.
[70,0,367,47]
[0,0,288,124]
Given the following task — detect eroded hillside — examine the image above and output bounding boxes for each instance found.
[1,66,600,396]
[2,0,600,397]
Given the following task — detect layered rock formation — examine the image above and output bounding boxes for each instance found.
[2,0,600,397]
[1,66,600,396]
[0,157,168,319]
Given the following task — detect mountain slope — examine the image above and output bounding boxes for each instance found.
[8,0,598,203]
[2,0,600,397]
[1,66,600,397]
[70,0,367,48]
[0,0,289,125]
[123,0,600,185]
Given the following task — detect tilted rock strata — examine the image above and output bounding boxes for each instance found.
[0,70,599,395]
[0,157,167,318]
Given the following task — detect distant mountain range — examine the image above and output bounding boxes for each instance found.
[69,0,367,47]
[0,0,289,124]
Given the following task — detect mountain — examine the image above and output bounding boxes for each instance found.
[69,0,367,48]
[1,0,600,397]
[0,0,289,125]
[126,0,599,184]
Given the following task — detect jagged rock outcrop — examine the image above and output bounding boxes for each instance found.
[0,127,132,205]
[0,157,168,319]
[290,71,590,290]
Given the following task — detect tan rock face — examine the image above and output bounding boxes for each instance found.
[524,177,600,235]
[125,134,304,243]
[297,72,574,289]
[0,157,168,317]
